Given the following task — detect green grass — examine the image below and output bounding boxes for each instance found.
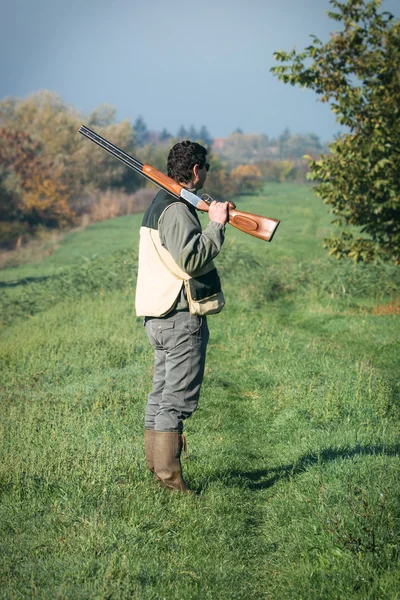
[1,183,399,599]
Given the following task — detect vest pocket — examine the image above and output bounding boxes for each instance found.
[187,269,222,301]
[184,281,225,316]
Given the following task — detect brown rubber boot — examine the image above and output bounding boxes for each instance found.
[153,431,190,492]
[144,429,155,473]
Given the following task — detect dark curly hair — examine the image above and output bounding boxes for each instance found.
[167,140,208,184]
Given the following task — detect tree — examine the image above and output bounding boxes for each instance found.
[188,125,198,140]
[0,128,42,223]
[0,127,73,233]
[0,91,140,197]
[272,0,400,264]
[159,127,172,142]
[177,125,187,139]
[278,131,323,159]
[278,127,291,158]
[215,133,272,166]
[230,164,263,195]
[137,142,170,174]
[198,125,213,147]
[87,104,117,127]
[0,92,142,245]
[204,153,236,201]
[133,115,150,147]
[256,160,298,183]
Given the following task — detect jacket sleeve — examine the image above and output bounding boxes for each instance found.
[158,203,225,276]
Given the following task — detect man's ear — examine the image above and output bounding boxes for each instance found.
[192,164,201,186]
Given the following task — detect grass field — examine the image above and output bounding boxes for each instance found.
[1,183,399,599]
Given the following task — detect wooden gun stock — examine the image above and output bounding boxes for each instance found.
[79,125,280,242]
[198,195,280,242]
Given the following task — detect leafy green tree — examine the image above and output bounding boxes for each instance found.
[272,0,400,264]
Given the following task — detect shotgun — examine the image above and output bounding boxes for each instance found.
[78,125,280,242]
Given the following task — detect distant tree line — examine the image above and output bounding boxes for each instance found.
[0,91,323,249]
[132,117,213,147]
[214,128,328,164]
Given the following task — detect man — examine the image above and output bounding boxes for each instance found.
[135,140,229,492]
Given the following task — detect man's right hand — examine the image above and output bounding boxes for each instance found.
[208,200,229,226]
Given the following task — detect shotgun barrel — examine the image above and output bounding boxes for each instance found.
[79,125,180,196]
[78,125,280,242]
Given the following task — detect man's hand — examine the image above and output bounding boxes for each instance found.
[208,200,229,226]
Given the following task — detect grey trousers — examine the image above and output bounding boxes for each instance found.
[145,312,209,433]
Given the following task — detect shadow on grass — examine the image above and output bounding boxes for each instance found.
[0,275,54,288]
[207,444,400,492]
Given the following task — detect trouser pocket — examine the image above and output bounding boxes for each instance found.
[147,319,175,348]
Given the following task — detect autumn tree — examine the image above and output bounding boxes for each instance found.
[204,153,236,201]
[256,160,298,183]
[272,0,400,263]
[0,130,34,247]
[230,164,263,195]
[0,127,73,246]
[1,93,141,191]
[0,91,142,245]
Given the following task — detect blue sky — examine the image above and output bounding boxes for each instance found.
[1,0,399,141]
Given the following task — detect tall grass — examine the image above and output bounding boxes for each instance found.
[1,183,399,599]
[81,188,154,223]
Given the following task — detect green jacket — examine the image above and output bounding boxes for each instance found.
[135,189,225,317]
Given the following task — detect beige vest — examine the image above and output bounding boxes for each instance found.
[135,226,224,317]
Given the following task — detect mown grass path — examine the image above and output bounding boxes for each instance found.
[1,184,399,599]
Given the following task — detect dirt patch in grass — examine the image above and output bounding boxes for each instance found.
[372,298,400,315]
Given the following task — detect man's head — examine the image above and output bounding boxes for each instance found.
[167,140,209,190]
